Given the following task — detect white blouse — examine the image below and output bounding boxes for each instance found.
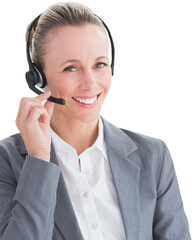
[51,117,126,240]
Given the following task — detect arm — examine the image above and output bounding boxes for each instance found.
[153,142,191,240]
[0,147,60,240]
[0,92,60,239]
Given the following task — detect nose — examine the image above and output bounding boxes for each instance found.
[79,70,97,90]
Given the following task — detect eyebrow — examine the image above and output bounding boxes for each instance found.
[59,56,109,68]
[95,56,109,61]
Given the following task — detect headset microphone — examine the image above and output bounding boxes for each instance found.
[25,13,115,105]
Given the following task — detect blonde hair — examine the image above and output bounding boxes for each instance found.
[26,2,104,70]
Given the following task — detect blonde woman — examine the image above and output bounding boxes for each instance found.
[0,2,191,240]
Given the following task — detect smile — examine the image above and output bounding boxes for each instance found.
[73,96,97,104]
[72,93,102,107]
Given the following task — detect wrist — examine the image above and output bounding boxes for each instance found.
[29,154,51,162]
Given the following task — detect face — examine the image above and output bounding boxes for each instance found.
[43,24,112,124]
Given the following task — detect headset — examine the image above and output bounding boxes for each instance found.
[25,13,115,105]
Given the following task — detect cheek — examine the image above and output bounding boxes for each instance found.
[47,78,76,97]
[101,72,112,92]
[44,66,76,97]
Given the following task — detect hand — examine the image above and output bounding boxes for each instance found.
[16,92,54,162]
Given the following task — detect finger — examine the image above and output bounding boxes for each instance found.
[18,99,44,122]
[16,99,39,127]
[16,93,51,128]
[41,101,54,124]
[35,91,51,102]
[27,106,47,126]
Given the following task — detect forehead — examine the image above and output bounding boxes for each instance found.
[45,24,109,63]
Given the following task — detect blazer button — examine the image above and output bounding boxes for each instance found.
[83,192,89,198]
[92,223,98,229]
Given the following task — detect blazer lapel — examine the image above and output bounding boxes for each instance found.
[50,145,84,240]
[102,118,141,240]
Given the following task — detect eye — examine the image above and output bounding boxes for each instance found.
[95,62,107,69]
[64,66,77,72]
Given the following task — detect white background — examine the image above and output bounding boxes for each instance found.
[0,0,191,235]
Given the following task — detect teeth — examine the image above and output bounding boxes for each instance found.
[73,96,97,104]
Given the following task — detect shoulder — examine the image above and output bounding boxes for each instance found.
[121,128,171,172]
[120,128,172,169]
[102,117,170,170]
[102,117,166,155]
[121,128,166,155]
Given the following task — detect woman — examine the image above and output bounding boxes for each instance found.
[0,2,191,240]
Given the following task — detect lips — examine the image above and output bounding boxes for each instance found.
[73,96,97,104]
[72,93,101,105]
[71,93,102,109]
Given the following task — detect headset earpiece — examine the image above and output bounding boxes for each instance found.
[25,64,46,91]
[32,64,47,88]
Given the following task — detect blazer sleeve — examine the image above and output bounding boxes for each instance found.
[153,141,191,240]
[0,146,60,240]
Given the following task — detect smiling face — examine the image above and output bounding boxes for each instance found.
[43,24,111,124]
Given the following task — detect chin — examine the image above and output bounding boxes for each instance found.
[73,109,100,124]
[78,114,100,124]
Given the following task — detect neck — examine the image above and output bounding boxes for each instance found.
[50,111,99,156]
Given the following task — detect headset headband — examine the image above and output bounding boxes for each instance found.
[26,14,115,74]
[26,14,42,72]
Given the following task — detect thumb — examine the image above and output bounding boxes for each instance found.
[45,100,54,119]
[41,100,54,123]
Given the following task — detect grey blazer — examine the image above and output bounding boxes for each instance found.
[0,117,191,240]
